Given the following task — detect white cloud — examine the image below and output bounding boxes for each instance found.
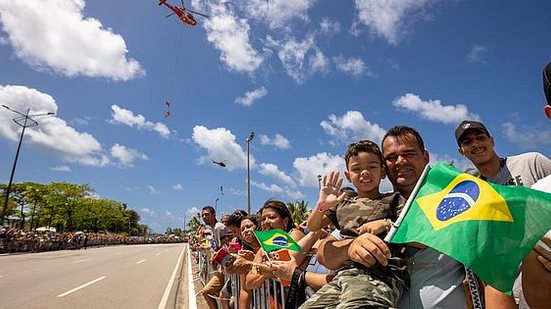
[468,45,488,63]
[185,206,201,218]
[49,165,71,172]
[203,2,263,74]
[192,125,252,170]
[430,152,474,173]
[110,144,148,167]
[320,110,386,145]
[140,207,155,215]
[502,122,551,149]
[147,185,160,195]
[235,86,268,106]
[251,180,304,201]
[110,105,170,138]
[227,187,247,196]
[293,152,345,187]
[354,0,437,45]
[267,34,318,83]
[334,56,367,77]
[242,0,314,30]
[0,0,144,80]
[252,180,283,194]
[172,183,183,190]
[70,117,91,126]
[164,210,172,217]
[259,134,291,150]
[309,49,330,74]
[393,93,480,124]
[320,17,341,36]
[258,163,296,187]
[0,85,111,167]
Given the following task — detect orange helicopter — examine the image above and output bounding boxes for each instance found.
[158,0,208,26]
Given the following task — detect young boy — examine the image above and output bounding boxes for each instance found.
[302,139,408,308]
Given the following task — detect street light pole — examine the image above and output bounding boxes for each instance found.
[317,175,322,190]
[245,131,255,215]
[1,105,54,225]
[214,197,219,213]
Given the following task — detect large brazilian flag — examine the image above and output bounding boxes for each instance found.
[388,163,551,293]
[254,229,302,253]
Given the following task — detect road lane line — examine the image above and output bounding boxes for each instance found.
[73,258,92,263]
[56,276,106,298]
[187,245,197,309]
[158,245,185,309]
[136,259,146,264]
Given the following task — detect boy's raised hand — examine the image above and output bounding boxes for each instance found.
[317,171,347,212]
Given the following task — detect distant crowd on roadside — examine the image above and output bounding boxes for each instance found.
[0,227,184,254]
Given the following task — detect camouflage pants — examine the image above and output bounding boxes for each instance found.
[299,267,403,309]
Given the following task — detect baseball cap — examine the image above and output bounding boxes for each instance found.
[544,61,551,105]
[455,120,490,145]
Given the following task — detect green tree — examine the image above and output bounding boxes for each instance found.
[287,200,310,227]
[187,212,202,235]
[23,182,47,231]
[47,182,94,232]
[125,208,141,236]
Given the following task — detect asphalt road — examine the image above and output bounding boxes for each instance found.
[0,243,192,309]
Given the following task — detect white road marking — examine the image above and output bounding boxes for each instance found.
[56,276,106,298]
[136,259,146,264]
[73,258,92,264]
[187,245,197,309]
[158,245,186,309]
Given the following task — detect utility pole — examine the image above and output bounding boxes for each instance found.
[246,131,255,215]
[1,105,54,225]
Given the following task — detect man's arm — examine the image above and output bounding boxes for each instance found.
[522,236,551,308]
[316,233,392,270]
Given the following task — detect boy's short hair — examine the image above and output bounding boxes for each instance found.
[344,139,384,169]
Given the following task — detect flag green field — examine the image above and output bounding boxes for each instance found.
[254,229,302,253]
[389,163,551,292]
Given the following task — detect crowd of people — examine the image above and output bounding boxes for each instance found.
[0,227,184,254]
[190,62,551,309]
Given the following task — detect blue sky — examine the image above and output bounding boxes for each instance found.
[1,0,550,233]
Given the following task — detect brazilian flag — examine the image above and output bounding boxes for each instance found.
[389,163,551,293]
[254,229,302,253]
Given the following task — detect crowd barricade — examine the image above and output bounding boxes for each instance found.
[194,248,286,309]
[198,248,212,285]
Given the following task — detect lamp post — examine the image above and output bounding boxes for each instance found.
[183,211,187,232]
[245,131,255,215]
[317,175,322,190]
[1,105,54,225]
[214,197,219,213]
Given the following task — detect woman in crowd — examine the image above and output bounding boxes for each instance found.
[245,199,330,308]
[245,199,305,290]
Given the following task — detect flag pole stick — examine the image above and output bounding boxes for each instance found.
[384,164,431,242]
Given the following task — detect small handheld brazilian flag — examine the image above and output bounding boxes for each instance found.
[387,163,551,293]
[254,229,302,253]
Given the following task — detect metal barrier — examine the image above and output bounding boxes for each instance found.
[195,248,286,309]
[198,248,212,285]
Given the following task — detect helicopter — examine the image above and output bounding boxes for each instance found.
[158,0,208,26]
[213,160,227,168]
